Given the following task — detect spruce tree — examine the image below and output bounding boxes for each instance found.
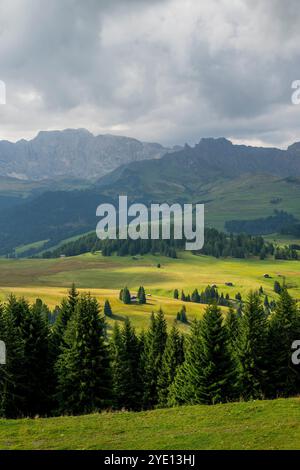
[267,288,300,397]
[264,295,270,308]
[119,289,124,301]
[110,323,123,406]
[170,305,236,406]
[52,284,79,353]
[196,304,236,404]
[56,294,111,415]
[143,309,167,407]
[104,300,113,317]
[236,292,269,400]
[137,286,146,305]
[68,283,79,312]
[225,306,239,353]
[191,289,200,303]
[20,299,52,416]
[168,320,203,405]
[157,324,184,406]
[111,318,142,410]
[5,295,29,328]
[0,303,25,418]
[122,287,131,304]
[274,281,282,294]
[177,305,188,324]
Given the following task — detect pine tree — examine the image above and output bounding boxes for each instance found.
[0,302,25,418]
[137,286,146,305]
[56,294,111,415]
[173,289,179,300]
[267,288,300,397]
[157,325,184,406]
[274,281,282,294]
[20,299,52,416]
[5,295,29,328]
[52,284,79,353]
[196,304,235,404]
[143,310,167,407]
[119,289,124,301]
[168,320,203,405]
[122,287,131,305]
[170,304,236,406]
[264,295,270,308]
[110,323,123,406]
[191,289,200,303]
[236,292,269,400]
[68,283,79,312]
[111,318,142,410]
[176,305,188,324]
[225,306,239,353]
[104,300,113,317]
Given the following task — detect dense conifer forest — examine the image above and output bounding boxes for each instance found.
[39,228,292,260]
[1,284,299,418]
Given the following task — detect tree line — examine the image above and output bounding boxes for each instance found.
[0,285,299,418]
[41,228,275,261]
[225,210,298,236]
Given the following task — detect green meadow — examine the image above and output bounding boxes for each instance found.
[1,398,300,450]
[0,251,298,330]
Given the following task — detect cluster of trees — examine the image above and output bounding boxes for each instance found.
[119,286,146,305]
[174,286,231,307]
[0,285,299,418]
[200,230,274,259]
[41,228,275,261]
[225,211,298,236]
[274,246,298,260]
[176,305,188,324]
[281,222,300,238]
[43,236,178,260]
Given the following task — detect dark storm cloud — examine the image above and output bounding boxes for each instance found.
[0,0,300,147]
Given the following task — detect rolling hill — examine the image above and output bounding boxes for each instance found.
[0,252,298,331]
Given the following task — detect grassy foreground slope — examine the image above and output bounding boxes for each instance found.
[0,398,300,450]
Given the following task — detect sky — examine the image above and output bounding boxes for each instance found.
[0,0,300,148]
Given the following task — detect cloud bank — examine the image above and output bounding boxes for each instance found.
[0,0,300,147]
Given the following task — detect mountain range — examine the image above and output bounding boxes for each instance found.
[0,132,300,255]
[98,137,300,196]
[0,128,178,181]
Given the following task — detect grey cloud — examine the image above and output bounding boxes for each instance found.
[0,0,300,147]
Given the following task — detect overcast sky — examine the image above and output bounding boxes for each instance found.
[0,0,300,147]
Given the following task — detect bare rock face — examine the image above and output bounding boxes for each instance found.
[0,128,173,180]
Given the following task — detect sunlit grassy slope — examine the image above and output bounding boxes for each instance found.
[1,398,300,450]
[0,251,298,330]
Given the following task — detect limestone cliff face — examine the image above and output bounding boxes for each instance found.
[0,128,172,180]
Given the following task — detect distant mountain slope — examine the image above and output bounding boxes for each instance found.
[97,138,300,198]
[0,128,176,181]
[1,137,300,255]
